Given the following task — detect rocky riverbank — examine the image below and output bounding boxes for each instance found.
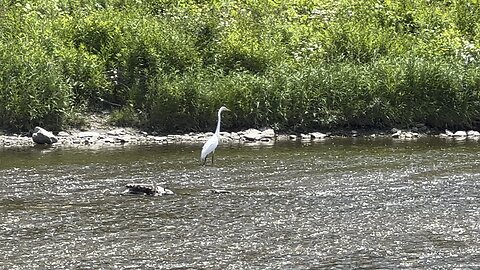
[2,125,480,149]
[1,114,480,148]
[0,126,296,148]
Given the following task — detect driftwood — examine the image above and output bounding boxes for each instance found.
[123,182,174,196]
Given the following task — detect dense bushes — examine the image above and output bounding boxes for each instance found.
[0,35,72,131]
[0,0,480,133]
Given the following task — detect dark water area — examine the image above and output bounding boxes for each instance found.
[1,137,479,269]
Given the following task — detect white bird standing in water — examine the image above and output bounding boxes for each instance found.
[201,106,230,165]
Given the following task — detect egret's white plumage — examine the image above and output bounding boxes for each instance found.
[201,106,230,165]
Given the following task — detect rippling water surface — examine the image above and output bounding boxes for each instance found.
[1,138,480,269]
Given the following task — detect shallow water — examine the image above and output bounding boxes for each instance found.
[1,137,480,269]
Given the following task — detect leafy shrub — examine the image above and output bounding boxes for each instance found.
[108,106,141,127]
[0,41,72,131]
[143,72,201,133]
[1,0,480,133]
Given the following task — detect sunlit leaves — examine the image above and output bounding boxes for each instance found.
[1,0,480,132]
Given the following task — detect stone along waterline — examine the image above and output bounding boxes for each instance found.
[3,125,480,149]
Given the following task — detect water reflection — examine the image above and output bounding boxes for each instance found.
[1,137,480,269]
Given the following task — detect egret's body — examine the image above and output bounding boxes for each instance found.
[201,106,229,165]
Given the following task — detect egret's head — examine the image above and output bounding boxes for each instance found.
[219,106,230,112]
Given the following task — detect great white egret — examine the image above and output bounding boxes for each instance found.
[201,106,230,165]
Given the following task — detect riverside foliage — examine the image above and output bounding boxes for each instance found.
[1,0,480,132]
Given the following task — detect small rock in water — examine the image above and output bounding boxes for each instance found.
[211,189,231,194]
[123,183,174,196]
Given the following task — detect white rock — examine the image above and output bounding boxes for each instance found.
[167,134,178,139]
[78,131,100,138]
[241,128,261,135]
[243,133,261,141]
[467,130,480,137]
[453,131,467,137]
[107,129,125,136]
[57,131,70,137]
[392,130,402,138]
[261,128,276,138]
[32,126,58,144]
[101,138,116,143]
[229,132,241,140]
[153,136,167,141]
[310,132,327,139]
[243,129,263,141]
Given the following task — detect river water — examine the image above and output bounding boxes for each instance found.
[1,137,479,269]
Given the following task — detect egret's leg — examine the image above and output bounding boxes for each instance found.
[211,152,215,164]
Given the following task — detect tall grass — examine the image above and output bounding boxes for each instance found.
[1,0,480,133]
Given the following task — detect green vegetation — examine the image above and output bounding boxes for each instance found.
[1,0,480,133]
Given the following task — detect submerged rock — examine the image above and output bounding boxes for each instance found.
[123,183,174,196]
[211,189,231,194]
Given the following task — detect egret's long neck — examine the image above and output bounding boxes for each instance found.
[215,110,222,135]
